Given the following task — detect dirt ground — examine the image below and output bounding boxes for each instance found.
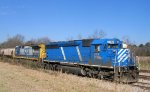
[0,62,148,92]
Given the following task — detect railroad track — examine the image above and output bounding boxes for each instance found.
[131,70,150,91]
[139,75,150,80]
[131,82,150,90]
[140,70,150,73]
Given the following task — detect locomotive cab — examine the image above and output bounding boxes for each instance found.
[91,39,121,66]
[91,39,139,83]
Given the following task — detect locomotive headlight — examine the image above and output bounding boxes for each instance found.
[122,43,128,48]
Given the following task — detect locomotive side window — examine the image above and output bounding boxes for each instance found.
[94,45,100,52]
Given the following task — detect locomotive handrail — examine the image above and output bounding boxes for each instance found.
[114,50,117,73]
[136,56,140,70]
[130,52,139,69]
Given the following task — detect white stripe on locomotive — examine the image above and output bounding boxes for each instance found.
[76,46,82,61]
[117,49,127,60]
[122,55,129,63]
[60,47,66,60]
[118,53,127,62]
[118,49,123,55]
[117,49,129,63]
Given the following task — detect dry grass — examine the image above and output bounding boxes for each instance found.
[138,56,150,70]
[0,60,147,92]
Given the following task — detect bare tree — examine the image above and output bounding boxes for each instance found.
[145,42,150,47]
[77,34,82,40]
[122,36,131,45]
[66,35,74,41]
[0,34,25,48]
[88,29,106,39]
[37,37,51,44]
[25,39,37,45]
[25,37,51,45]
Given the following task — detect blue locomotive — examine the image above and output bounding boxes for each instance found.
[14,38,139,83]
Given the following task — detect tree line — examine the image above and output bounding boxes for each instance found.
[0,34,51,48]
[129,43,150,56]
[0,30,106,48]
[0,30,149,56]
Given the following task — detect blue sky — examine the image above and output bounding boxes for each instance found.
[0,0,150,45]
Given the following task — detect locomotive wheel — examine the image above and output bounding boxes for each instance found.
[49,64,54,70]
[55,64,62,71]
[84,68,92,77]
[44,63,50,69]
[87,70,92,77]
[81,68,87,76]
[98,71,104,80]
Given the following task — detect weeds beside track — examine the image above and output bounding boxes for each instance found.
[0,57,150,92]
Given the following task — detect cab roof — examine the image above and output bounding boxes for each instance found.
[91,38,122,45]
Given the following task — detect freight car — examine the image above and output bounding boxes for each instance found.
[0,38,139,83]
[0,48,15,57]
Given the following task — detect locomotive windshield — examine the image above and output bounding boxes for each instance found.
[108,44,118,49]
